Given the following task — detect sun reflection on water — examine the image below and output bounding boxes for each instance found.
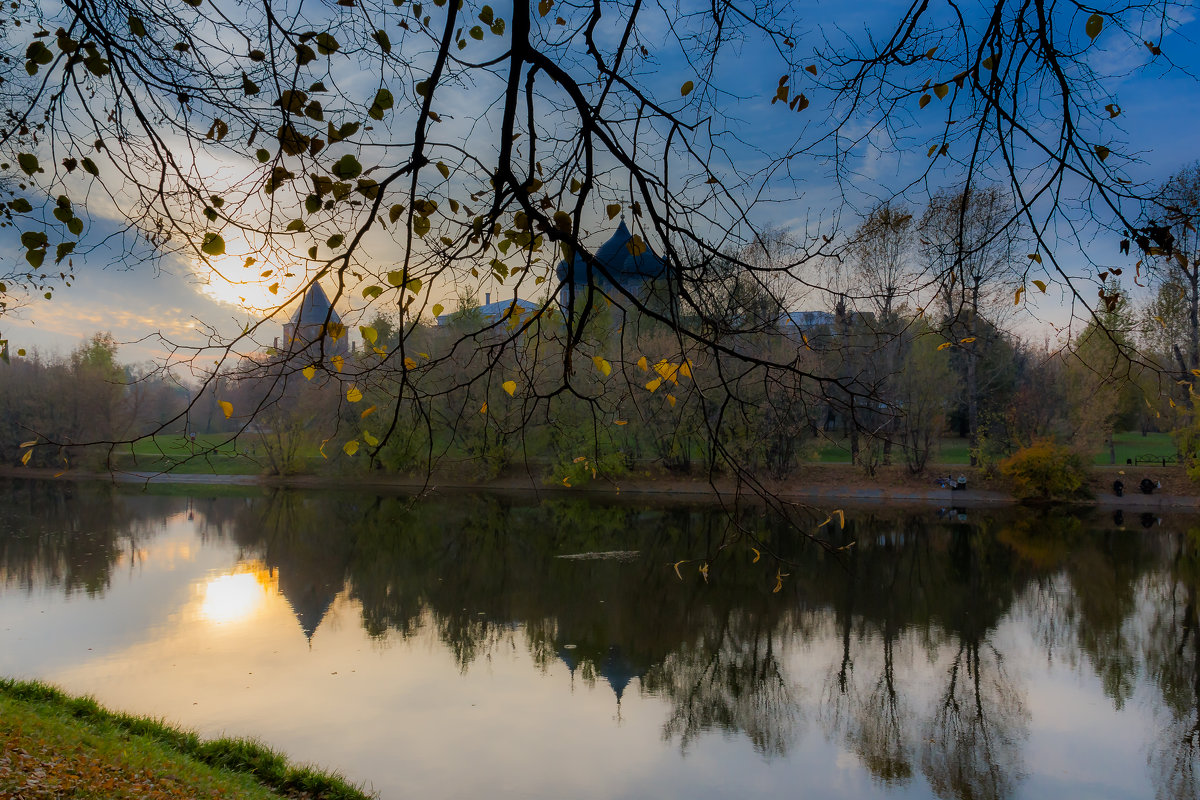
[199,562,278,625]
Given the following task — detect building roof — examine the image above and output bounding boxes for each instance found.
[288,282,342,329]
[435,297,540,327]
[555,220,666,290]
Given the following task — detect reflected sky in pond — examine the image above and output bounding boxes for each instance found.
[0,478,1197,800]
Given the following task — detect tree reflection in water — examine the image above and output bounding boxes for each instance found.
[1,479,1199,800]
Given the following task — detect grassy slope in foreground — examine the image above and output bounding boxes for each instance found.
[0,679,374,800]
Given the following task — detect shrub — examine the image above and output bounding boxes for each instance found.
[999,439,1091,501]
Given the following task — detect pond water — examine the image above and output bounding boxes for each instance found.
[0,478,1197,800]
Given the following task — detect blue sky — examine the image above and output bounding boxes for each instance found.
[3,0,1199,364]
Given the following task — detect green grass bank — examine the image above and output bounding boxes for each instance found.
[0,679,373,800]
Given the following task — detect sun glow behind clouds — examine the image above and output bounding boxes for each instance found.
[199,562,278,625]
[197,255,308,314]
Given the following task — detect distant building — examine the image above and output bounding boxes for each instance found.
[555,219,666,310]
[434,292,540,327]
[282,282,348,357]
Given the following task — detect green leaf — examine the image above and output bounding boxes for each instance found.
[1095,145,1111,162]
[129,15,147,36]
[201,233,226,256]
[933,83,949,99]
[432,303,444,317]
[387,270,405,286]
[55,242,75,263]
[1085,13,1103,40]
[362,285,383,299]
[406,277,422,294]
[332,154,362,180]
[469,26,484,39]
[327,234,345,249]
[17,153,39,176]
[413,216,430,237]
[256,148,271,163]
[305,194,322,214]
[371,29,392,53]
[680,80,694,96]
[368,88,394,120]
[295,44,316,65]
[20,231,48,249]
[480,5,494,24]
[10,198,32,213]
[67,217,83,236]
[315,32,340,55]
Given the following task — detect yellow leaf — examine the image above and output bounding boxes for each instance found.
[331,354,344,372]
[303,365,316,380]
[343,439,359,456]
[960,336,976,343]
[625,235,647,256]
[937,342,952,351]
[1028,252,1042,264]
[18,439,37,448]
[1032,279,1047,292]
[432,303,444,317]
[673,561,685,580]
[363,431,379,446]
[359,325,378,345]
[320,439,329,459]
[592,356,612,377]
[361,404,377,419]
[678,360,692,379]
[699,563,709,583]
[219,400,233,419]
[480,402,488,414]
[404,357,418,370]
[637,356,648,371]
[562,477,571,487]
[681,80,694,96]
[833,509,844,529]
[645,377,663,393]
[667,394,677,407]
[1014,286,1025,305]
[502,380,517,396]
[1169,397,1177,408]
[347,386,363,402]
[606,204,621,220]
[751,547,761,563]
[614,419,627,425]
[21,448,32,466]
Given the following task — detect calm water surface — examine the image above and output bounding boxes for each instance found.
[0,478,1197,800]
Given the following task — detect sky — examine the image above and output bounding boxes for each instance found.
[2,0,1199,365]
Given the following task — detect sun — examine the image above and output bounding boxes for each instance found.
[196,255,308,314]
[199,563,278,625]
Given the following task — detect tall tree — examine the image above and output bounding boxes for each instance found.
[920,186,1022,464]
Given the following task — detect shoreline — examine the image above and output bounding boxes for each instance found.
[2,463,1196,512]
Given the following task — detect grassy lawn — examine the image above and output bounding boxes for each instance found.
[0,679,370,800]
[1096,431,1177,466]
[813,436,973,465]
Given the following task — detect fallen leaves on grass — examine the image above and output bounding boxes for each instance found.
[1,731,226,799]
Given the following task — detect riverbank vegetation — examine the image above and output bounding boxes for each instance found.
[0,679,372,800]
